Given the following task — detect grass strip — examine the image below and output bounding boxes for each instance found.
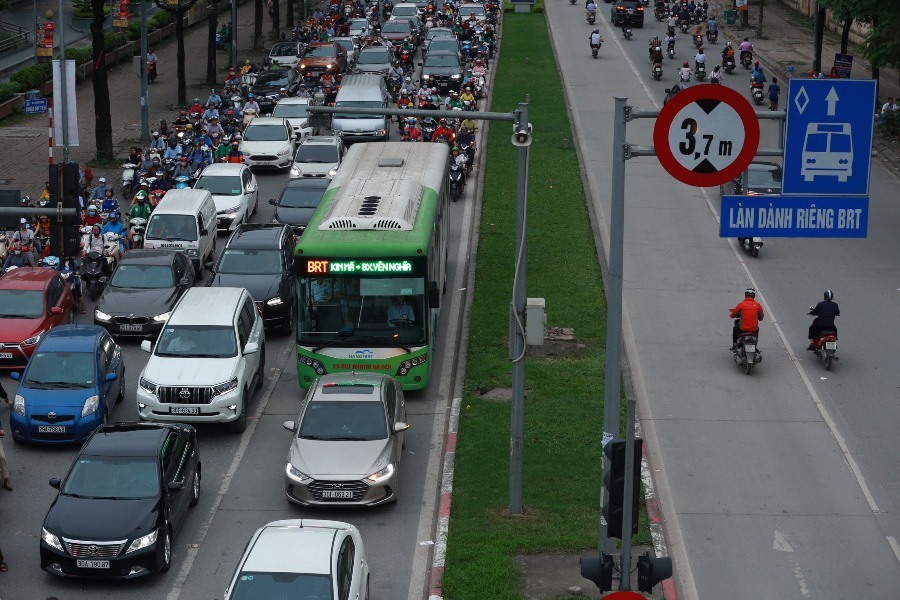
[442,12,650,599]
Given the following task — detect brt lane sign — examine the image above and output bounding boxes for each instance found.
[720,195,868,238]
[654,84,760,187]
[783,79,876,196]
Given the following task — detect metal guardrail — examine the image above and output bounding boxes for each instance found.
[0,20,31,54]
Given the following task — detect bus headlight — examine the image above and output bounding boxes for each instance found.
[397,354,426,376]
[299,355,327,375]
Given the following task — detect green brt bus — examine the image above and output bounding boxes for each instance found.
[292,142,450,390]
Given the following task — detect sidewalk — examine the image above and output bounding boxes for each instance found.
[715,0,900,171]
[0,0,269,199]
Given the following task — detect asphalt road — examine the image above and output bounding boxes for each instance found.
[547,4,900,599]
[0,126,477,599]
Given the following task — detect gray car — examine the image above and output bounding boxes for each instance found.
[354,46,394,76]
[283,373,409,506]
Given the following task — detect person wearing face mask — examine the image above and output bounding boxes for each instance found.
[3,243,33,270]
[12,219,34,250]
[82,205,103,227]
[82,224,109,259]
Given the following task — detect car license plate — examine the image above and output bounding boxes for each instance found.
[38,426,66,433]
[119,324,143,332]
[169,406,199,415]
[0,352,12,359]
[825,341,837,350]
[76,559,110,569]
[744,344,756,353]
[321,490,353,499]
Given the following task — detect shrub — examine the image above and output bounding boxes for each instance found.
[103,31,128,50]
[0,81,20,101]
[10,63,51,91]
[127,21,142,41]
[878,110,900,138]
[65,46,94,64]
[150,10,174,29]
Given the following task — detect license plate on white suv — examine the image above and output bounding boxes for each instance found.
[76,559,110,569]
[169,406,199,415]
[321,490,353,499]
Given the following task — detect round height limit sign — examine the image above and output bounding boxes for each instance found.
[654,84,760,187]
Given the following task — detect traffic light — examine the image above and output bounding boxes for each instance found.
[580,551,614,593]
[603,439,642,539]
[48,162,82,258]
[637,551,673,592]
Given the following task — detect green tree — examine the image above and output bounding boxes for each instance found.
[154,0,202,106]
[91,0,114,161]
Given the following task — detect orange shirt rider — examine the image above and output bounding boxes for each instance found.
[730,289,764,347]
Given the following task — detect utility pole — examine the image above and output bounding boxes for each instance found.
[140,0,150,142]
[57,0,68,162]
[757,0,764,39]
[231,0,238,71]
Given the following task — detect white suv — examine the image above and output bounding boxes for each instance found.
[137,287,265,433]
[289,135,345,179]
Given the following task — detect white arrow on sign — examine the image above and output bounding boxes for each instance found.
[825,86,839,116]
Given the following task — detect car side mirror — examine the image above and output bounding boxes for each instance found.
[417,62,423,66]
[105,372,118,382]
[50,306,63,315]
[167,481,185,492]
[393,422,410,433]
[283,420,296,432]
[49,478,61,489]
[269,198,278,206]
[243,341,260,355]
[9,371,20,381]
[180,276,193,286]
[141,340,153,353]
[664,88,672,93]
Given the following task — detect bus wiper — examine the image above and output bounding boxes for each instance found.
[312,332,411,354]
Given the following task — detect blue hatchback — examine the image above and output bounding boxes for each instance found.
[9,325,124,444]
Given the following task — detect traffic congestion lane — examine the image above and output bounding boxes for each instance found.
[548,2,900,599]
[0,168,295,599]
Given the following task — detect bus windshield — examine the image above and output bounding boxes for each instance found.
[298,276,426,346]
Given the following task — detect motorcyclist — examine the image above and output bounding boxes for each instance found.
[387,61,404,83]
[650,45,664,66]
[807,290,840,350]
[90,176,109,201]
[12,219,34,249]
[648,35,661,59]
[461,115,478,133]
[706,15,717,40]
[2,243,32,270]
[450,146,467,186]
[223,141,245,163]
[149,168,169,192]
[207,88,222,108]
[403,117,422,141]
[471,58,487,77]
[750,61,766,84]
[432,118,455,143]
[400,76,416,96]
[207,115,225,139]
[60,256,85,314]
[82,225,108,259]
[128,193,152,244]
[173,108,191,130]
[694,47,706,69]
[187,144,208,172]
[101,211,129,254]
[738,37,753,64]
[665,31,676,55]
[729,288,764,352]
[189,97,205,116]
[679,61,692,81]
[586,0,597,20]
[100,188,120,215]
[173,156,194,181]
[460,86,476,108]
[147,47,158,80]
[82,205,103,227]
[709,64,723,83]
[446,90,464,110]
[721,40,735,65]
[589,28,603,50]
[242,94,260,115]
[150,129,166,150]
[163,139,183,162]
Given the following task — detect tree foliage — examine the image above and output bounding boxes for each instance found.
[155,0,202,106]
[819,0,900,69]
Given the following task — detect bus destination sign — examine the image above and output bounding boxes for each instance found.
[295,257,425,277]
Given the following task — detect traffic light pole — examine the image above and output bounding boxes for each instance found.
[619,384,638,588]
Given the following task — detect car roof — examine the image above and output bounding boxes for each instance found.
[243,520,351,574]
[359,46,391,54]
[245,117,289,127]
[39,324,106,351]
[226,223,290,249]
[84,422,177,457]
[116,249,180,266]
[169,287,244,326]
[199,163,246,177]
[426,51,461,59]
[275,96,311,107]
[312,372,391,399]
[0,267,56,290]
[285,177,331,190]
[301,135,341,146]
[747,161,781,171]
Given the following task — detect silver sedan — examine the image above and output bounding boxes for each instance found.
[283,373,409,506]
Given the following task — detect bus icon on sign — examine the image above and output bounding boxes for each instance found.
[801,122,853,182]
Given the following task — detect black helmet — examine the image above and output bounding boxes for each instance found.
[824,289,833,301]
[744,287,756,299]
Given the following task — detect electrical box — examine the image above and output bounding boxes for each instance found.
[525,298,546,346]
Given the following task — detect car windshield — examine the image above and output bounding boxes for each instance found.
[348,19,369,29]
[460,6,484,16]
[0,289,44,318]
[424,54,460,67]
[154,325,237,358]
[273,102,309,118]
[62,455,160,499]
[229,572,332,600]
[427,29,453,40]
[24,351,95,388]
[195,174,244,196]
[299,400,388,440]
[110,264,174,289]
[333,39,355,53]
[382,21,410,33]
[271,43,298,56]
[254,72,291,87]
[357,50,391,64]
[146,214,197,242]
[218,249,283,275]
[747,167,783,191]
[295,144,339,163]
[393,7,416,16]
[334,100,384,119]
[303,45,335,58]
[243,124,288,142]
[279,185,327,208]
[429,40,460,53]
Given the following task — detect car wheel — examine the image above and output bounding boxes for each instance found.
[255,345,266,390]
[227,390,247,433]
[189,469,200,507]
[159,528,172,572]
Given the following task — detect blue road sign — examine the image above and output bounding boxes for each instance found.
[24,98,48,114]
[720,195,868,238]
[783,79,876,196]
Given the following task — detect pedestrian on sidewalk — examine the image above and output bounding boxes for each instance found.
[768,77,780,111]
[0,380,13,492]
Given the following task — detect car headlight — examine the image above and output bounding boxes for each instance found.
[300,121,308,129]
[299,63,306,70]
[152,311,171,323]
[326,63,333,69]
[125,530,158,554]
[278,147,291,156]
[42,528,64,552]
[22,330,46,346]
[285,463,311,482]
[81,395,99,418]
[328,167,338,177]
[186,249,199,257]
[376,129,387,136]
[223,205,242,215]
[422,73,431,79]
[451,73,461,79]
[266,296,284,306]
[94,310,112,322]
[13,394,25,416]
[366,463,395,483]
[139,376,159,396]
[290,166,302,177]
[213,378,238,396]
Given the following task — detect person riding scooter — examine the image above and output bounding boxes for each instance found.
[807,290,840,350]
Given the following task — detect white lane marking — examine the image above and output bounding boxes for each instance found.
[165,345,291,600]
[773,529,794,552]
[886,535,900,563]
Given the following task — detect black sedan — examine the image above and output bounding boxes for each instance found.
[420,51,464,92]
[663,81,696,105]
[720,162,783,196]
[94,250,194,337]
[207,223,296,333]
[40,422,201,579]
[249,67,302,113]
[269,177,329,235]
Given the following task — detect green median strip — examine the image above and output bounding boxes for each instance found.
[443,12,650,599]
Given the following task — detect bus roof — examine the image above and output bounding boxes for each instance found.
[297,142,449,257]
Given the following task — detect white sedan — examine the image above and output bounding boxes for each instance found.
[193,163,259,232]
[239,117,296,170]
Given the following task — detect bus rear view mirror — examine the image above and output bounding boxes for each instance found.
[428,281,440,309]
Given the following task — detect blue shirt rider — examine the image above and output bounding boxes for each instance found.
[750,61,766,84]
[100,189,120,214]
[90,177,108,201]
[163,141,183,162]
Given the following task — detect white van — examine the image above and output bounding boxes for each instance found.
[143,189,217,278]
[331,73,390,145]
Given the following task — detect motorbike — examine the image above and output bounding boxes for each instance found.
[174,175,192,190]
[733,318,761,375]
[587,7,596,24]
[147,61,157,83]
[459,140,475,172]
[449,161,464,202]
[103,234,122,272]
[130,217,147,250]
[737,236,763,258]
[590,36,603,59]
[0,231,8,262]
[707,29,718,44]
[651,61,663,80]
[694,62,706,81]
[81,249,107,301]
[655,6,668,21]
[422,117,437,140]
[242,106,258,128]
[569,0,577,5]
[723,55,735,73]
[808,309,838,370]
[740,51,752,70]
[622,26,633,40]
[750,81,765,105]
[680,20,690,33]
[121,162,138,199]
[693,34,703,48]
[667,41,675,59]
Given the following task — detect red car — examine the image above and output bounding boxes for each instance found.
[0,268,74,370]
